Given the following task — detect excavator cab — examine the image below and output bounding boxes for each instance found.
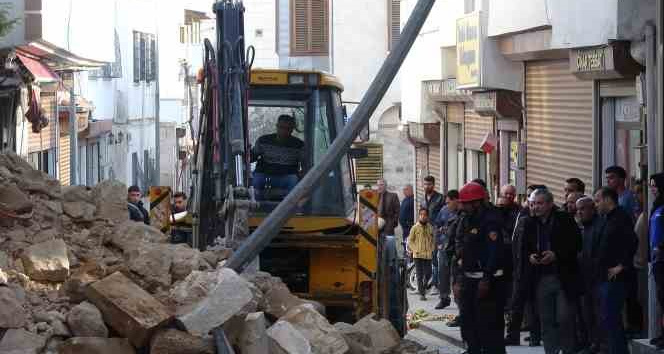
[247,69,353,216]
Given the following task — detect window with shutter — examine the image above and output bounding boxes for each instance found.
[133,31,140,83]
[148,35,156,82]
[140,33,148,82]
[290,0,329,56]
[355,143,384,186]
[388,0,400,51]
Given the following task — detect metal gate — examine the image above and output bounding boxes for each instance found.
[525,59,594,202]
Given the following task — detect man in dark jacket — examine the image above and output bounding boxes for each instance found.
[422,175,445,292]
[434,189,460,309]
[127,185,149,224]
[377,179,400,237]
[576,196,605,354]
[400,184,415,246]
[594,187,638,354]
[523,189,581,354]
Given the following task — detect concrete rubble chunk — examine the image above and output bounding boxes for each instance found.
[177,268,253,337]
[268,320,313,354]
[334,322,372,354]
[0,286,27,328]
[58,337,136,354]
[67,301,109,337]
[170,244,209,282]
[1,250,11,269]
[93,180,129,223]
[386,339,427,354]
[170,270,218,310]
[279,304,349,354]
[0,328,47,354]
[240,312,270,354]
[150,328,215,354]
[353,314,400,353]
[63,201,97,222]
[125,243,173,290]
[62,185,95,203]
[0,183,33,213]
[110,221,169,251]
[263,281,308,320]
[85,271,172,348]
[21,238,70,282]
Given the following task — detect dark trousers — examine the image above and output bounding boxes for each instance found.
[461,277,506,354]
[654,262,664,338]
[438,248,451,299]
[624,267,644,334]
[431,248,439,287]
[507,289,541,342]
[581,283,602,350]
[537,274,576,354]
[414,258,432,296]
[599,281,629,354]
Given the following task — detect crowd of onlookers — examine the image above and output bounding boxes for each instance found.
[375,166,664,354]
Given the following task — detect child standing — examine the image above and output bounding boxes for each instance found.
[407,207,435,300]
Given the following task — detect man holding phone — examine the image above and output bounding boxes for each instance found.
[522,189,581,354]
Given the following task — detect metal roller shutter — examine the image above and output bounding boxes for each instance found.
[415,145,428,206]
[447,103,464,124]
[464,105,493,151]
[429,143,441,188]
[525,59,594,203]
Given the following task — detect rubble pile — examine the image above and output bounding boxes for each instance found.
[0,152,433,354]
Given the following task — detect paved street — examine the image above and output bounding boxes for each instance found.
[406,290,546,354]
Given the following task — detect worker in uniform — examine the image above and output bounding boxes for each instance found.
[455,182,506,354]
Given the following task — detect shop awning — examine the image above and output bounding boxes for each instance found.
[15,52,60,83]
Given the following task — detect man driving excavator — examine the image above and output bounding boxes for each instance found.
[251,114,305,200]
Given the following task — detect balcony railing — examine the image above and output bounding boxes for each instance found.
[422,78,472,102]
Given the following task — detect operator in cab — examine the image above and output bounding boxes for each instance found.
[251,114,305,199]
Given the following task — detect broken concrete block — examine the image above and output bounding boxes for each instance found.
[177,268,253,337]
[67,301,109,337]
[62,185,95,203]
[85,271,172,347]
[353,314,400,353]
[150,329,215,354]
[263,282,307,320]
[0,183,33,213]
[0,328,47,354]
[125,243,173,291]
[63,201,96,221]
[280,304,349,354]
[334,322,372,354]
[0,286,27,328]
[93,180,129,223]
[110,221,169,251]
[170,270,218,311]
[267,320,312,354]
[58,337,136,354]
[240,312,270,354]
[170,244,209,282]
[21,239,70,282]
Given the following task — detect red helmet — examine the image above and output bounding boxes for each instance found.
[458,182,487,203]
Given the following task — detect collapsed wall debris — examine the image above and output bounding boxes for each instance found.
[0,152,430,354]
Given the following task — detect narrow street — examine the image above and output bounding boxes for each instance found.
[406,291,546,354]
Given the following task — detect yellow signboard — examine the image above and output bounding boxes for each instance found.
[456,13,481,88]
[149,186,172,234]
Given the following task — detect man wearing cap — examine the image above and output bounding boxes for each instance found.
[251,114,305,199]
[455,182,506,354]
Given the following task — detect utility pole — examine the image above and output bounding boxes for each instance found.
[69,72,78,185]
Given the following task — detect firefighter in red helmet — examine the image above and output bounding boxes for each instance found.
[455,182,506,354]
